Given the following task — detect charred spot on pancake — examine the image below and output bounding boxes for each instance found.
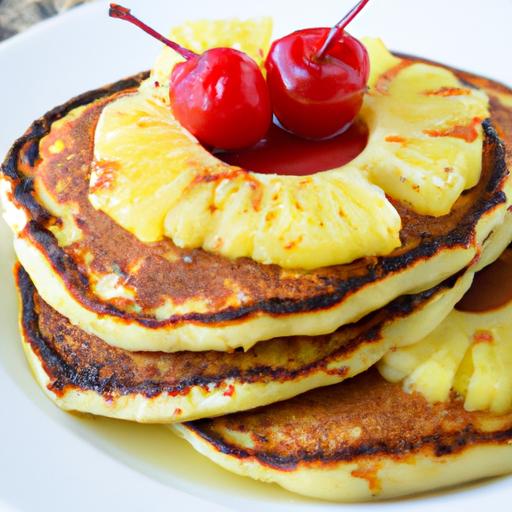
[13,178,51,224]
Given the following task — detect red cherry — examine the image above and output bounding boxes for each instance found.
[265,0,370,139]
[109,4,271,150]
[169,49,271,150]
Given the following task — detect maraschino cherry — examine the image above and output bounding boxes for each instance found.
[109,4,272,150]
[265,0,370,139]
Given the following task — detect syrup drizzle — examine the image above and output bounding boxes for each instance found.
[456,249,512,312]
[214,120,368,176]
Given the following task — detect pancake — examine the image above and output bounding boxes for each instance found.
[173,369,512,501]
[18,259,475,423]
[2,61,512,352]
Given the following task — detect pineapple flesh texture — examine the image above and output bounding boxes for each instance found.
[378,300,512,414]
[362,38,488,216]
[90,25,489,270]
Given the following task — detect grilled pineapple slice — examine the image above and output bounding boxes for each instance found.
[91,93,398,268]
[379,299,512,414]
[362,38,488,215]
[90,26,489,269]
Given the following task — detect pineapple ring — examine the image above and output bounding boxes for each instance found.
[89,31,489,270]
[378,250,512,414]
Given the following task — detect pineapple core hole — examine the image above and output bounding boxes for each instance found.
[212,120,368,176]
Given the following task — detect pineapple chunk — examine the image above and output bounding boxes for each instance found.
[361,39,489,216]
[165,167,399,269]
[363,37,401,88]
[90,27,489,270]
[379,300,512,414]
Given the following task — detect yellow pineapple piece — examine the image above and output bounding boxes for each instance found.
[465,340,497,411]
[363,37,401,88]
[380,319,471,403]
[90,29,489,270]
[379,299,512,414]
[90,94,227,242]
[491,337,512,412]
[361,39,489,216]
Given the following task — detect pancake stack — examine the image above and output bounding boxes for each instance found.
[2,20,512,501]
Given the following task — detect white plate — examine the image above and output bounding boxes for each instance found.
[1,1,511,511]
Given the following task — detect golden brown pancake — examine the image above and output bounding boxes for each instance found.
[2,62,512,352]
[174,369,512,501]
[18,259,474,422]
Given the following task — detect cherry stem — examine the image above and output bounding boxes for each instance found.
[316,0,370,60]
[109,4,197,60]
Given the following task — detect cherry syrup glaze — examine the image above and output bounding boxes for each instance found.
[213,120,368,176]
[456,250,512,312]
